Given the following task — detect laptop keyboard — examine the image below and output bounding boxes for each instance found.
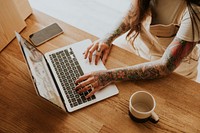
[49,48,96,108]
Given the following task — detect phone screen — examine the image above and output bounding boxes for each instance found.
[29,23,63,46]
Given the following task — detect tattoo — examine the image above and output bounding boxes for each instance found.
[102,3,136,46]
[96,38,196,83]
[103,23,129,46]
[95,71,113,86]
[164,38,196,72]
[108,62,168,81]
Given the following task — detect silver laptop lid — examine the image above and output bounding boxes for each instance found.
[15,32,65,110]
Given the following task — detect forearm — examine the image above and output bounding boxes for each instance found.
[102,20,130,45]
[96,59,170,86]
[101,2,136,45]
[112,60,170,81]
[96,38,196,85]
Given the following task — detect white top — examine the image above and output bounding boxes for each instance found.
[130,0,200,80]
[177,4,200,42]
[153,0,200,42]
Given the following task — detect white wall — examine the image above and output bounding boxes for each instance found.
[28,0,131,38]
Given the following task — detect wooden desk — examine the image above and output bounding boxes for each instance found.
[0,10,200,133]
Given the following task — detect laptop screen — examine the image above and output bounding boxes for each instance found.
[15,32,65,110]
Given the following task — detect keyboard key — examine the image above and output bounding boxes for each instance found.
[77,98,83,104]
[76,65,84,75]
[91,95,96,99]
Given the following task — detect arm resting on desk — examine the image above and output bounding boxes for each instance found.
[95,37,196,83]
[75,38,196,98]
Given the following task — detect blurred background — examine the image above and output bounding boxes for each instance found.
[28,0,131,38]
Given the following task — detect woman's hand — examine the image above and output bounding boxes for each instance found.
[84,39,112,65]
[74,70,113,98]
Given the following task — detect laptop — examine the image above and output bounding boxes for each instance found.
[15,32,119,112]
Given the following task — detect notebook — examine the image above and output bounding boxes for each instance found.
[15,32,119,112]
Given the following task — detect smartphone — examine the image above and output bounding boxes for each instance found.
[29,23,63,46]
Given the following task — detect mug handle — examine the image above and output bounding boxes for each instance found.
[149,111,159,123]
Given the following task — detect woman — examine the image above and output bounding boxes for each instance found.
[75,0,200,98]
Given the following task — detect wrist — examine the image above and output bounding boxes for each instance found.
[100,36,113,47]
[94,70,114,86]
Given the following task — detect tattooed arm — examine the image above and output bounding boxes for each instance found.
[101,1,137,46]
[95,37,196,85]
[75,37,196,98]
[84,1,138,64]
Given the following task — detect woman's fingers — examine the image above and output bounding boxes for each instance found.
[88,43,99,63]
[77,81,98,94]
[84,44,93,59]
[84,40,111,64]
[74,71,112,98]
[85,87,100,99]
[95,43,110,65]
[75,74,94,90]
[75,73,91,84]
[74,73,100,98]
[102,47,111,64]
[95,47,102,65]
[77,84,92,94]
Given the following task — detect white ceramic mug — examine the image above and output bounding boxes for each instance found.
[129,91,159,123]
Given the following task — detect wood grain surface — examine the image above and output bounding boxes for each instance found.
[0,9,200,133]
[0,0,26,52]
